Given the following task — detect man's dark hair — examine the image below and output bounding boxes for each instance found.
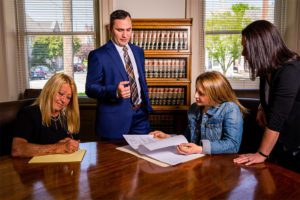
[110,10,131,30]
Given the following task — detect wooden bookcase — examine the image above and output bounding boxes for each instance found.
[131,19,192,133]
[131,19,192,111]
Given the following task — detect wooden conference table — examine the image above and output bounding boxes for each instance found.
[1,141,300,200]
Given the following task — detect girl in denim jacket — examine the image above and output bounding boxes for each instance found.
[150,71,247,155]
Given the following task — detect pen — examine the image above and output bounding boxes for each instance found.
[67,131,74,139]
[68,133,80,150]
[180,144,191,149]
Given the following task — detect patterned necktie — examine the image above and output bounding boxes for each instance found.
[123,46,139,105]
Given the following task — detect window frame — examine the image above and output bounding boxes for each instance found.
[203,0,286,90]
[15,0,99,94]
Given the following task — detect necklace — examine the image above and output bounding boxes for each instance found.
[51,114,61,129]
[51,116,60,121]
[51,112,60,120]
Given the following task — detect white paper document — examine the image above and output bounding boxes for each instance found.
[121,135,205,166]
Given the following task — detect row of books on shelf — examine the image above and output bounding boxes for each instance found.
[149,87,185,105]
[149,114,174,126]
[145,58,186,78]
[149,114,175,132]
[130,29,188,50]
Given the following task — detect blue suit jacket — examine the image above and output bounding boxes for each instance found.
[85,40,152,139]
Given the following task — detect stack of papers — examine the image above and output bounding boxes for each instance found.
[117,135,204,166]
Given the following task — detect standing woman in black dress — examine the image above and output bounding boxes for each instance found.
[234,20,300,173]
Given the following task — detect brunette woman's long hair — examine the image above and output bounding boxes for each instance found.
[242,20,300,80]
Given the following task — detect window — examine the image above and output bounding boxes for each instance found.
[16,0,96,95]
[204,0,283,89]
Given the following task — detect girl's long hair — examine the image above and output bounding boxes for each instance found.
[196,71,247,115]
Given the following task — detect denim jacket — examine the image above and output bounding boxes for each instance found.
[185,102,243,154]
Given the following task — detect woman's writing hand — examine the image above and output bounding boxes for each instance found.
[56,138,80,153]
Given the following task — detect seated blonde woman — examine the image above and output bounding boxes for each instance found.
[151,71,247,155]
[11,73,80,157]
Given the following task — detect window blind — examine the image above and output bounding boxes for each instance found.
[16,0,96,94]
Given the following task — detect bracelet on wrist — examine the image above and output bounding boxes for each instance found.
[258,151,269,158]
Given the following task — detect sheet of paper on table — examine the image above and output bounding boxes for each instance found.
[28,149,86,163]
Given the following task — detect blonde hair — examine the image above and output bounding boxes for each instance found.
[196,71,247,115]
[34,73,80,133]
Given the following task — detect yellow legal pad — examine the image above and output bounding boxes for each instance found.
[28,149,86,163]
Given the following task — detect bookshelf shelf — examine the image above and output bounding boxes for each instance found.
[151,105,190,111]
[147,79,190,83]
[132,18,192,134]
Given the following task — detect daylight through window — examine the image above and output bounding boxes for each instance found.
[205,0,277,89]
[16,0,96,95]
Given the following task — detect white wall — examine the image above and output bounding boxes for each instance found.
[113,0,186,18]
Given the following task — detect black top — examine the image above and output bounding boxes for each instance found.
[13,105,69,144]
[260,60,300,150]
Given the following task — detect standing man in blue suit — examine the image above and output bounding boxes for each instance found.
[85,10,152,140]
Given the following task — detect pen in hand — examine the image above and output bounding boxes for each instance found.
[67,131,74,139]
[69,133,80,150]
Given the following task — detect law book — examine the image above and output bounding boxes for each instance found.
[139,30,144,48]
[143,30,148,49]
[156,30,161,50]
[134,31,139,46]
[161,59,166,78]
[172,88,178,105]
[119,135,204,166]
[183,31,188,50]
[174,31,179,50]
[179,59,186,78]
[152,30,157,50]
[148,30,153,49]
[130,31,134,44]
[145,59,149,78]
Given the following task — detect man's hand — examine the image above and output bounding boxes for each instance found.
[117,81,131,99]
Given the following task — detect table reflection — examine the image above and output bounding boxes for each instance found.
[12,158,80,199]
[0,142,299,199]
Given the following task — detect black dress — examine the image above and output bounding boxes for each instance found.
[13,105,69,144]
[260,60,300,172]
